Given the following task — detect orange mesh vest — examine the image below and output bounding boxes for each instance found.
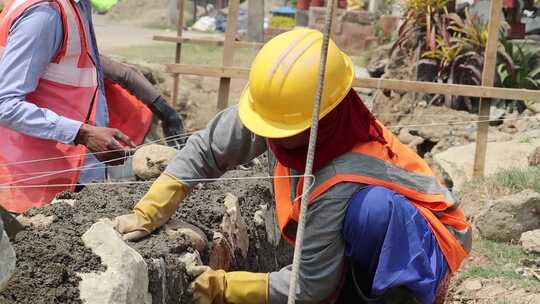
[273,122,472,273]
[0,0,152,213]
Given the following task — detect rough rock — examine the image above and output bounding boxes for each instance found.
[220,193,249,259]
[164,219,208,253]
[16,214,55,228]
[178,251,203,275]
[78,221,152,304]
[397,128,425,152]
[208,232,233,271]
[529,146,540,166]
[475,190,540,242]
[458,278,483,293]
[0,230,16,292]
[133,144,178,180]
[434,130,540,191]
[520,229,540,254]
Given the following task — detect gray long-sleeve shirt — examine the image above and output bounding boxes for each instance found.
[166,106,362,303]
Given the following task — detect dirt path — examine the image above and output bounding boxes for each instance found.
[93,14,223,53]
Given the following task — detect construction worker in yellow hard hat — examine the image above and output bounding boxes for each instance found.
[114,28,471,304]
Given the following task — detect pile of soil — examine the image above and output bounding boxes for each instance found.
[0,167,291,304]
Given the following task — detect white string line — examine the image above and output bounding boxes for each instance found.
[386,115,539,129]
[2,112,537,168]
[0,136,191,178]
[1,116,538,181]
[0,175,317,198]
[1,145,190,179]
[0,153,137,186]
[0,131,197,168]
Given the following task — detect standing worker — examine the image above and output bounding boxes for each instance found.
[115,29,472,304]
[0,0,184,213]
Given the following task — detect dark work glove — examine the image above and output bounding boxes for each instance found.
[150,96,186,149]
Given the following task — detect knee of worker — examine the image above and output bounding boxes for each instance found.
[343,186,399,258]
[343,186,397,237]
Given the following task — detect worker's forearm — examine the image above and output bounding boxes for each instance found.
[100,54,160,105]
[165,106,267,187]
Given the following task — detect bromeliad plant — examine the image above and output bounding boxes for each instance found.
[420,10,488,111]
[392,0,450,53]
[496,38,540,111]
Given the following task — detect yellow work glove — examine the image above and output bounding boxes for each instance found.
[192,269,269,304]
[113,172,188,241]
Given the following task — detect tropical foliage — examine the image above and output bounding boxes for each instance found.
[394,0,540,112]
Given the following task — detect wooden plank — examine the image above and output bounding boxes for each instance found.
[473,0,503,178]
[153,35,263,48]
[217,0,240,111]
[171,0,186,108]
[247,0,264,42]
[165,64,540,102]
[166,64,250,78]
[353,78,540,102]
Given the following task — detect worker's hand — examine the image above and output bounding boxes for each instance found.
[150,96,186,149]
[191,269,227,304]
[113,173,189,241]
[113,212,151,241]
[75,124,136,166]
[190,269,269,304]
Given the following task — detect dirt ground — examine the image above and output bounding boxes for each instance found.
[0,167,292,304]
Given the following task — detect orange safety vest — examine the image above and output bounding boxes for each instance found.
[273,122,472,273]
[0,0,152,213]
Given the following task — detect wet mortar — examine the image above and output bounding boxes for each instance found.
[0,168,293,304]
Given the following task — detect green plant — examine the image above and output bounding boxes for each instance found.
[419,10,487,111]
[268,16,295,29]
[497,41,540,90]
[492,167,540,193]
[393,0,450,53]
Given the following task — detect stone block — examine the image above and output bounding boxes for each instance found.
[133,144,178,180]
[79,221,152,304]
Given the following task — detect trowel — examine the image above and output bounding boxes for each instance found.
[0,205,24,239]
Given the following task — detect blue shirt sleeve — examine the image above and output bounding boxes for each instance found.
[0,4,83,144]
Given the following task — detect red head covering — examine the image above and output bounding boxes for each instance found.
[267,89,386,173]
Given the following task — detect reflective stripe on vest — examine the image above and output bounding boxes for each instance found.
[0,0,97,87]
[273,123,472,273]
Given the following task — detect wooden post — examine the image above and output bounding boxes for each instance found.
[193,0,198,23]
[473,0,503,178]
[248,0,265,42]
[171,0,186,108]
[216,0,240,111]
[368,0,379,13]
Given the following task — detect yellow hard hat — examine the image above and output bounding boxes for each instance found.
[238,28,354,139]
